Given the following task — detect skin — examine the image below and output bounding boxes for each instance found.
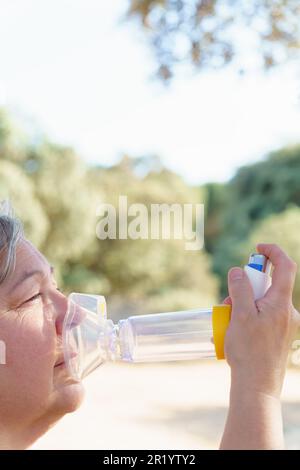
[0,238,84,449]
[220,243,300,450]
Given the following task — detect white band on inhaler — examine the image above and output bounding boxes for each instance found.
[244,264,272,301]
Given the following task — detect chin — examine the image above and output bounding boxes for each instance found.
[53,381,85,415]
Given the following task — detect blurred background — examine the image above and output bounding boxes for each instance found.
[1,0,300,449]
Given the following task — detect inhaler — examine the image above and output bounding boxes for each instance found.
[62,253,272,382]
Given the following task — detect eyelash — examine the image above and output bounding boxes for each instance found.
[26,293,42,303]
[26,287,62,304]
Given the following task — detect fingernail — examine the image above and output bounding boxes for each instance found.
[229,267,244,280]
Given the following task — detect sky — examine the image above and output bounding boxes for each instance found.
[0,0,300,185]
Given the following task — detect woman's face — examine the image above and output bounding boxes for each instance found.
[0,238,84,432]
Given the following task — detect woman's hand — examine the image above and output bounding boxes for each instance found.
[220,243,300,449]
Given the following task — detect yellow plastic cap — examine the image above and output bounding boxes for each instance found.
[212,305,232,360]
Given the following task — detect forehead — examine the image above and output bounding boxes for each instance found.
[0,239,51,309]
[10,238,50,280]
[15,238,48,269]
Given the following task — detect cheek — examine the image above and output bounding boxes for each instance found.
[6,304,57,388]
[0,305,59,421]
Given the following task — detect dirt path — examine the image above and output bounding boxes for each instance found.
[32,361,300,450]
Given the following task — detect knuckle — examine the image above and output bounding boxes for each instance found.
[274,304,293,328]
[263,311,289,335]
[278,312,290,330]
[258,298,292,327]
[281,255,297,274]
[271,243,279,250]
[270,243,281,254]
[275,298,291,312]
[278,284,293,297]
[271,244,291,263]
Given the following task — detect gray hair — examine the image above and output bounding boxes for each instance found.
[0,199,24,285]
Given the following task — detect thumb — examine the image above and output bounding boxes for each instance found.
[228,267,256,318]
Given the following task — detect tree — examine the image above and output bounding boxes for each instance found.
[202,181,228,254]
[0,160,49,247]
[0,109,28,164]
[28,142,100,264]
[205,144,300,296]
[0,111,228,316]
[126,0,300,81]
[0,110,103,289]
[82,155,219,319]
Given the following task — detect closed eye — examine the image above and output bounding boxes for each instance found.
[25,287,62,304]
[25,293,42,304]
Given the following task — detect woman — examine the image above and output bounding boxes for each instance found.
[0,204,84,449]
[0,203,298,449]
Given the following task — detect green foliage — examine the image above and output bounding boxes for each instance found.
[0,109,29,164]
[0,111,218,318]
[0,160,48,247]
[243,206,300,309]
[28,142,100,265]
[81,155,218,314]
[2,108,300,316]
[203,181,228,253]
[209,145,300,296]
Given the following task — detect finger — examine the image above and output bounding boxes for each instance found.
[257,243,297,301]
[228,267,256,319]
[222,296,232,305]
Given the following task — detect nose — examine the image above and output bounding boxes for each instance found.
[54,291,69,337]
[54,291,87,337]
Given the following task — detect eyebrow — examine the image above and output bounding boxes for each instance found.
[9,265,54,294]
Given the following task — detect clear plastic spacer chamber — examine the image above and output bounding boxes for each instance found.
[63,293,215,381]
[62,253,274,382]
